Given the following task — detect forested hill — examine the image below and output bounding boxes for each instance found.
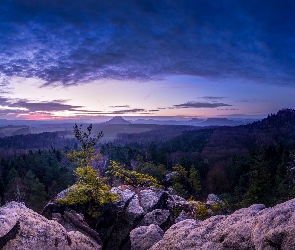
[101,108,295,209]
[248,108,295,129]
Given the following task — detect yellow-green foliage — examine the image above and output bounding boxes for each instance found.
[57,166,117,216]
[107,160,162,188]
[172,164,188,179]
[211,200,229,215]
[192,201,210,220]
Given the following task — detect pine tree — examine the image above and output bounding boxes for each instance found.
[188,165,201,199]
[171,164,188,198]
[57,124,117,217]
[241,159,272,207]
[24,170,47,212]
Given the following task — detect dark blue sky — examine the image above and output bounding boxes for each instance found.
[0,0,294,119]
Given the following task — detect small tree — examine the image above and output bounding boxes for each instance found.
[171,164,188,198]
[188,165,201,199]
[241,159,272,207]
[24,170,47,212]
[57,124,117,217]
[67,124,103,168]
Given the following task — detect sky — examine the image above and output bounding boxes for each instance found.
[0,0,294,120]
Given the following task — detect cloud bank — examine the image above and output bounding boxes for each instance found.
[0,0,294,86]
[174,101,232,109]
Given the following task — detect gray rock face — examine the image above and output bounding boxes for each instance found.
[139,189,166,212]
[175,210,193,223]
[0,202,101,250]
[111,186,135,212]
[149,199,295,250]
[126,194,145,219]
[130,224,164,250]
[138,209,171,229]
[96,186,168,250]
[206,193,224,206]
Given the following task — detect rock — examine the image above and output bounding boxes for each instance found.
[164,172,177,182]
[130,224,164,250]
[126,194,145,220]
[150,219,198,250]
[62,211,102,245]
[67,231,101,250]
[0,202,101,250]
[139,188,167,212]
[138,209,171,230]
[166,194,190,210]
[111,186,136,212]
[42,186,77,220]
[42,185,227,250]
[175,210,193,223]
[205,193,224,206]
[149,199,295,250]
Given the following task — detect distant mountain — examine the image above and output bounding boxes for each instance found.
[189,118,203,122]
[200,118,244,126]
[132,119,190,125]
[102,116,131,125]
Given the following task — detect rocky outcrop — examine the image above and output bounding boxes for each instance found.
[149,199,295,250]
[0,202,101,250]
[96,186,169,250]
[43,185,228,250]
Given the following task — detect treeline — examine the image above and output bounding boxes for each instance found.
[0,132,77,150]
[0,149,74,212]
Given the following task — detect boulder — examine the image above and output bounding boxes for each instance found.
[138,209,171,230]
[130,224,163,250]
[149,199,295,250]
[139,189,167,212]
[111,186,136,212]
[0,202,101,250]
[42,186,78,220]
[205,193,224,206]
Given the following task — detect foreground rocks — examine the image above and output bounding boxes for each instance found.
[42,185,227,250]
[0,202,101,250]
[4,192,295,250]
[147,199,295,250]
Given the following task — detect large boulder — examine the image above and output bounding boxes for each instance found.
[0,202,101,250]
[149,199,295,250]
